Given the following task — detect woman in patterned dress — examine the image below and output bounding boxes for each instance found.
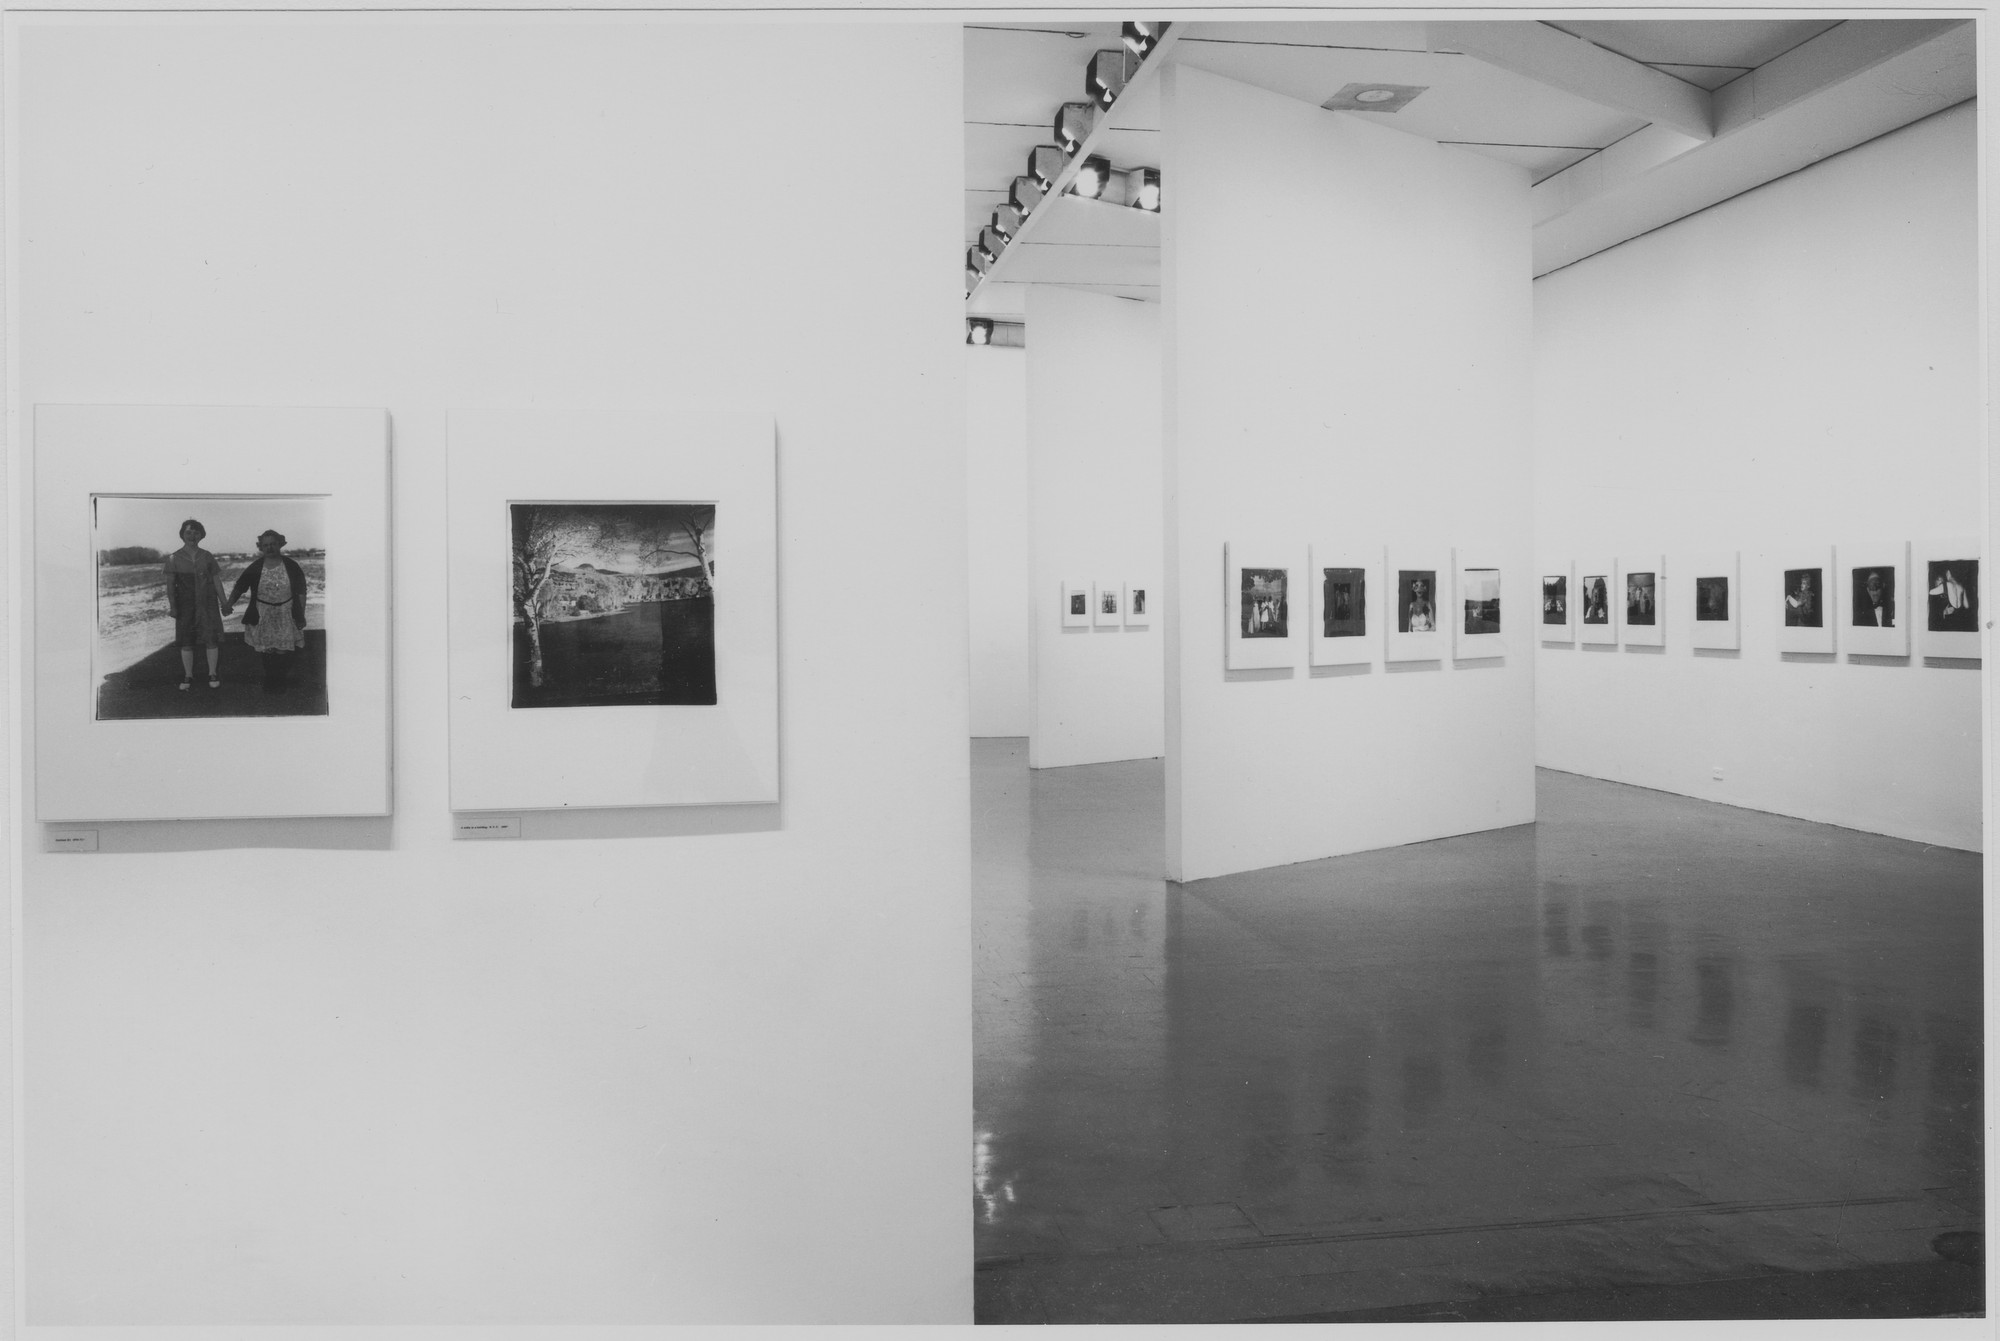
[223,529,309,693]
[162,519,226,690]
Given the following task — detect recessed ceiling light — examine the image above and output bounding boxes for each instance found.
[1355,89,1396,103]
[1321,82,1428,114]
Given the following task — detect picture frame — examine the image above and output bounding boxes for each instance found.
[1576,558,1616,646]
[1777,548,1836,654]
[1915,536,1981,660]
[35,404,393,822]
[1618,554,1664,648]
[1093,580,1123,627]
[447,408,777,811]
[1452,549,1505,659]
[1307,544,1373,667]
[1539,561,1575,644]
[1840,541,1910,658]
[1061,578,1092,629]
[1685,551,1740,651]
[1224,543,1297,671]
[1384,546,1448,663]
[1122,580,1152,628]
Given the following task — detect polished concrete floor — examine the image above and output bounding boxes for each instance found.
[971,740,1984,1323]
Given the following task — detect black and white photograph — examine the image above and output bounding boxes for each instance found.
[1130,587,1147,617]
[1785,567,1824,627]
[1695,575,1730,621]
[92,494,328,720]
[1852,564,1897,628]
[1100,589,1118,615]
[510,502,716,709]
[1542,574,1567,624]
[1396,568,1436,634]
[1239,568,1288,638]
[1320,566,1365,638]
[1928,558,1978,632]
[1579,574,1610,624]
[1624,571,1657,625]
[1461,567,1500,634]
[1069,592,1087,617]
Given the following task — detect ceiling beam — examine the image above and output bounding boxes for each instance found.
[1430,20,1714,142]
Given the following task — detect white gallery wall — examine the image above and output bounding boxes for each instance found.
[1162,64,1537,883]
[1534,103,1982,853]
[965,343,1031,737]
[12,17,970,1325]
[1026,284,1166,769]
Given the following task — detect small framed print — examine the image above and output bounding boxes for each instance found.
[1777,548,1835,654]
[1093,581,1122,627]
[1841,542,1910,657]
[1453,550,1505,659]
[1123,581,1152,628]
[1916,537,1980,659]
[1384,547,1448,662]
[1618,555,1664,647]
[1308,545,1372,667]
[1061,579,1091,629]
[1686,551,1740,651]
[1225,544,1297,671]
[1577,559,1616,645]
[1540,562,1575,643]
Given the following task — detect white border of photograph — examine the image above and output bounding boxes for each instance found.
[1060,578,1091,629]
[1306,545,1374,667]
[1452,549,1506,660]
[1092,580,1122,627]
[448,408,777,811]
[1224,543,1298,671]
[35,404,392,821]
[1576,558,1616,645]
[1914,536,1982,660]
[1539,560,1575,644]
[1776,548,1836,654]
[1618,554,1665,648]
[1685,551,1740,651]
[1383,547,1449,663]
[1839,541,1911,658]
[1122,579,1152,628]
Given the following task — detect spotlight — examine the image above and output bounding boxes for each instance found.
[979,225,1007,264]
[967,245,992,276]
[967,318,993,346]
[1010,174,1047,214]
[1055,102,1095,155]
[1086,49,1130,108]
[1124,167,1161,212]
[994,203,1026,238]
[1027,145,1067,189]
[966,267,981,295]
[1068,155,1112,201]
[1122,19,1164,59]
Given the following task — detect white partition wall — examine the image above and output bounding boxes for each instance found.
[1027,285,1165,769]
[12,18,969,1323]
[966,344,1032,736]
[1161,64,1536,883]
[1534,105,1981,852]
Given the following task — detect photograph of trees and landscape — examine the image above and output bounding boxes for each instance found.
[509,502,717,709]
[92,494,329,721]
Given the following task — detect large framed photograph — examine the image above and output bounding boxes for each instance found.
[1777,548,1835,654]
[1452,550,1505,659]
[1384,547,1447,662]
[1915,536,1980,660]
[1618,554,1664,648]
[1576,558,1616,646]
[1840,541,1910,658]
[448,409,777,811]
[1540,561,1575,644]
[35,405,391,821]
[1686,551,1740,651]
[1307,544,1372,668]
[1122,580,1152,629]
[1224,543,1296,670]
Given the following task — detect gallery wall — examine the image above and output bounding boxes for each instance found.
[965,343,1032,737]
[1533,103,1982,852]
[1025,285,1166,769]
[12,17,970,1325]
[1161,64,1537,883]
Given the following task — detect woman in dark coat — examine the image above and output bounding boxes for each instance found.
[223,529,310,692]
[162,518,226,690]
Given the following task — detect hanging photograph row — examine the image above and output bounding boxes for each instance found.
[1537,543,1980,660]
[1060,578,1152,629]
[1223,545,1506,671]
[35,404,779,824]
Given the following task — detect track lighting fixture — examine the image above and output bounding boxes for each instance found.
[994,203,1026,238]
[966,318,993,345]
[978,225,1007,264]
[1067,155,1112,201]
[1055,102,1095,155]
[1010,175,1046,215]
[1027,145,1066,190]
[966,318,1025,348]
[1086,49,1130,108]
[1122,20,1164,59]
[967,245,992,276]
[1124,167,1161,212]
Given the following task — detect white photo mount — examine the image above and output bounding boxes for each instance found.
[448,409,777,811]
[35,404,393,822]
[1539,560,1575,644]
[1840,541,1911,658]
[1914,536,1981,660]
[1384,547,1448,662]
[1093,580,1122,627]
[1122,580,1152,628]
[1061,578,1091,629]
[1224,543,1297,671]
[1307,544,1374,668]
[1576,558,1616,646]
[1618,554,1665,648]
[1777,547,1836,654]
[1686,550,1741,651]
[1452,548,1506,660]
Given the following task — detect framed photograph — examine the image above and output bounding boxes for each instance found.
[1840,541,1910,658]
[1224,544,1296,671]
[1093,581,1122,627]
[1453,550,1505,659]
[35,405,391,822]
[1539,562,1574,643]
[1576,559,1616,646]
[1686,551,1740,651]
[1307,545,1372,667]
[1061,579,1091,629]
[448,409,777,811]
[1618,555,1664,647]
[1777,548,1836,654]
[1384,547,1447,662]
[1916,536,1980,659]
[1122,580,1152,628]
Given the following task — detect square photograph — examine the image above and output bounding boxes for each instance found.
[1579,574,1610,625]
[1462,568,1500,634]
[1784,568,1824,627]
[1542,575,1567,625]
[92,494,329,720]
[1241,568,1289,638]
[1928,558,1978,632]
[1624,571,1657,626]
[510,501,716,709]
[1695,575,1730,622]
[1321,567,1365,638]
[1851,565,1897,628]
[1397,569,1438,634]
